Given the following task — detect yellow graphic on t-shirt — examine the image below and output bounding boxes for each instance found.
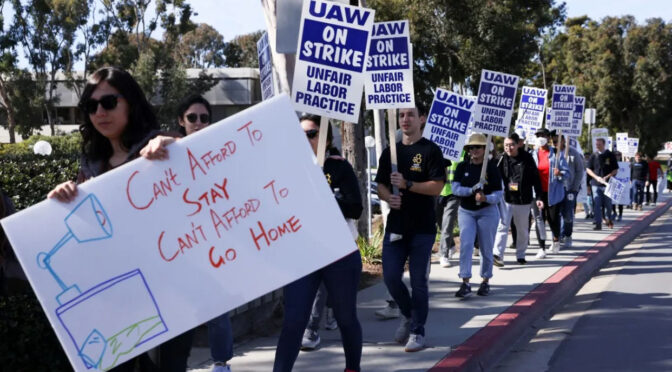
[325,173,332,185]
[411,154,423,172]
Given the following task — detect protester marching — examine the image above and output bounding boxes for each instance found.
[2,1,672,372]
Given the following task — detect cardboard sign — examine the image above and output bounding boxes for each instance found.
[591,128,609,153]
[565,96,584,137]
[257,31,276,101]
[292,0,375,122]
[627,138,639,157]
[516,86,547,140]
[547,84,575,131]
[616,132,629,154]
[609,161,632,205]
[1,94,357,372]
[364,20,414,110]
[471,69,520,137]
[422,89,474,162]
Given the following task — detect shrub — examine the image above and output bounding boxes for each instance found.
[0,132,82,158]
[357,226,384,265]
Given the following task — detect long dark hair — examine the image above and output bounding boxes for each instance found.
[177,94,212,136]
[78,67,158,161]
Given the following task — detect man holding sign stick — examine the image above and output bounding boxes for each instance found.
[375,105,445,352]
[586,138,618,230]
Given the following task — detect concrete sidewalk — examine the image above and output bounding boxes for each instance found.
[187,193,671,372]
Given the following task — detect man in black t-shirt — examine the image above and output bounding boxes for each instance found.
[631,152,648,210]
[375,106,445,352]
[586,138,618,230]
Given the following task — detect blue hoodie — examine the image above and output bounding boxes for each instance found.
[532,146,569,206]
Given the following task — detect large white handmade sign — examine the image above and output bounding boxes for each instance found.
[364,20,414,109]
[471,69,519,137]
[423,89,474,162]
[292,0,375,122]
[1,94,357,372]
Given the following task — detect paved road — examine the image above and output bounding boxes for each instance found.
[496,208,672,372]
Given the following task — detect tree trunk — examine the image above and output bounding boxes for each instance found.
[0,75,17,143]
[342,110,369,237]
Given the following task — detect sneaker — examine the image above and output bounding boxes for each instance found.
[325,308,338,330]
[607,219,614,229]
[517,258,527,265]
[535,249,547,259]
[301,329,320,350]
[455,282,472,298]
[477,281,490,296]
[448,246,456,260]
[563,237,572,249]
[404,333,425,352]
[439,256,451,268]
[551,241,560,254]
[617,215,622,222]
[212,363,231,372]
[593,225,602,231]
[493,255,504,267]
[375,302,400,319]
[394,317,411,344]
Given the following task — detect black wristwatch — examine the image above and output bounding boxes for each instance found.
[406,180,414,190]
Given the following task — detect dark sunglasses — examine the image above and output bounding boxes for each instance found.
[305,129,319,139]
[185,113,210,124]
[466,145,485,151]
[82,94,123,114]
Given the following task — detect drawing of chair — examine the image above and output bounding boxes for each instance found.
[37,194,113,305]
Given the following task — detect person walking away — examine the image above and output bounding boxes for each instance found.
[437,154,462,268]
[556,134,585,249]
[631,153,648,211]
[493,133,543,267]
[452,133,503,296]
[645,155,663,205]
[375,106,445,352]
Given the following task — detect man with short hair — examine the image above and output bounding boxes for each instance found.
[586,138,618,230]
[631,152,648,210]
[556,134,585,248]
[493,133,544,266]
[375,106,445,352]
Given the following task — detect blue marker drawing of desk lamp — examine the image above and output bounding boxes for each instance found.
[37,194,113,305]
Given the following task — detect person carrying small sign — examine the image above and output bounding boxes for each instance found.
[586,138,619,230]
[451,133,503,297]
[375,106,445,352]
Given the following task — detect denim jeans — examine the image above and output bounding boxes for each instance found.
[439,195,460,257]
[592,185,612,226]
[307,283,330,331]
[458,205,499,279]
[208,313,233,363]
[494,202,531,260]
[633,180,645,205]
[274,251,362,372]
[382,233,434,336]
[561,191,578,238]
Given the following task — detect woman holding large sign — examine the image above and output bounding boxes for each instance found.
[273,114,363,372]
[47,66,189,372]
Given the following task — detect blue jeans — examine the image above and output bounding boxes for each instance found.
[592,185,612,226]
[208,313,233,363]
[307,283,330,331]
[458,205,499,279]
[382,233,434,336]
[633,180,645,205]
[274,251,362,372]
[561,191,577,238]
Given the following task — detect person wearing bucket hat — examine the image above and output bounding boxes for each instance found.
[452,133,503,297]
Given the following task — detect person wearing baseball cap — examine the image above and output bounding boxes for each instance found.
[451,133,503,297]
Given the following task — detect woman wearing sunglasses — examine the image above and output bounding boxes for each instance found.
[273,114,363,372]
[47,67,190,372]
[451,133,503,298]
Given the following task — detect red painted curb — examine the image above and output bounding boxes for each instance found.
[429,198,672,372]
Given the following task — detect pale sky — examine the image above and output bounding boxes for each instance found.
[3,0,671,69]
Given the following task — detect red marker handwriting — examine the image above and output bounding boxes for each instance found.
[263,180,289,205]
[250,216,302,251]
[210,199,261,238]
[127,168,180,210]
[157,222,208,262]
[183,177,230,216]
[209,246,237,268]
[187,141,237,181]
[237,121,262,146]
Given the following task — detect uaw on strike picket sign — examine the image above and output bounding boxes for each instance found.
[1,94,357,372]
[471,69,520,137]
[565,96,585,137]
[257,31,275,101]
[516,86,547,141]
[547,84,575,131]
[423,89,474,162]
[364,20,414,109]
[292,0,375,122]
